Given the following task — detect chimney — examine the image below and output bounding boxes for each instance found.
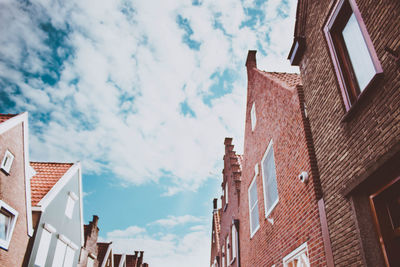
[92,215,99,228]
[213,198,218,211]
[137,251,144,266]
[246,50,257,69]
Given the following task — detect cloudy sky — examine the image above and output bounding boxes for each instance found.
[0,0,298,265]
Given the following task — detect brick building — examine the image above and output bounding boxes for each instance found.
[288,0,400,266]
[79,215,100,267]
[210,138,242,267]
[0,113,33,266]
[236,51,329,267]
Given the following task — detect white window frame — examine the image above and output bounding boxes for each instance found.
[261,140,279,218]
[283,242,310,267]
[87,257,95,267]
[226,236,230,265]
[1,150,14,174]
[225,182,228,206]
[222,244,225,267]
[251,102,256,131]
[52,234,79,267]
[34,223,56,266]
[248,171,260,238]
[230,224,237,264]
[0,200,18,250]
[65,191,78,219]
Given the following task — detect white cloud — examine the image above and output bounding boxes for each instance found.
[107,226,146,239]
[1,0,297,195]
[149,215,204,227]
[103,215,210,267]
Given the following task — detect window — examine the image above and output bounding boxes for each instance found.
[87,257,94,267]
[226,237,230,265]
[231,224,237,263]
[262,140,279,218]
[0,200,18,250]
[251,102,256,131]
[225,182,228,206]
[65,192,78,219]
[34,223,56,266]
[324,0,382,110]
[1,150,14,174]
[222,245,225,267]
[283,242,310,267]
[248,169,260,237]
[52,235,78,267]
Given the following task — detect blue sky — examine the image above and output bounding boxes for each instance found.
[0,0,297,265]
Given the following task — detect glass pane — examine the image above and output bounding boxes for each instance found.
[35,229,52,266]
[63,246,75,267]
[52,239,67,267]
[263,147,278,212]
[342,13,376,91]
[251,204,259,232]
[0,212,8,240]
[249,180,258,207]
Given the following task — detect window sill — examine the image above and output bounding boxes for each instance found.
[341,73,383,122]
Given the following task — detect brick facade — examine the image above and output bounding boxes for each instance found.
[237,51,328,267]
[0,114,31,266]
[79,215,100,267]
[290,0,400,266]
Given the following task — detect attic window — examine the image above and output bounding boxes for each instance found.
[251,102,256,131]
[1,150,14,174]
[65,192,78,219]
[0,200,18,250]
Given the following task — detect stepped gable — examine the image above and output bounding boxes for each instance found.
[30,162,74,206]
[224,138,242,191]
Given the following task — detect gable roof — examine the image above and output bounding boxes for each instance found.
[260,71,302,89]
[0,112,33,236]
[0,114,17,123]
[30,162,74,206]
[126,254,138,267]
[97,242,112,266]
[114,254,122,267]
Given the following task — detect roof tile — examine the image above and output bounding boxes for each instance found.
[30,162,73,206]
[0,114,17,123]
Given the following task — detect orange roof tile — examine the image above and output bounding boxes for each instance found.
[30,162,73,206]
[260,71,302,88]
[0,114,17,123]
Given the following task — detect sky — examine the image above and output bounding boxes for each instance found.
[0,0,298,266]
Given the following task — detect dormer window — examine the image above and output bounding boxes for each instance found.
[65,192,78,219]
[251,102,256,131]
[0,200,18,250]
[1,150,14,174]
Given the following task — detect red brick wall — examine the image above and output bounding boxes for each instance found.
[238,56,327,266]
[0,122,30,266]
[78,216,100,267]
[296,0,400,265]
[218,138,241,267]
